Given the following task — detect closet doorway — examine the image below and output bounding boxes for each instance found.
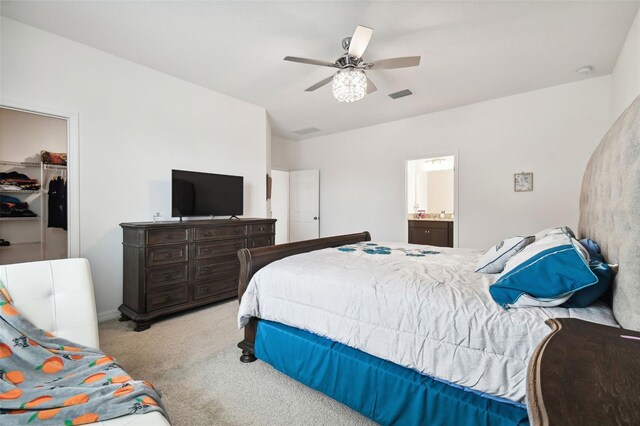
[0,106,75,265]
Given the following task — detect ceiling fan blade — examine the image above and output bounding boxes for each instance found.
[284,56,336,67]
[366,78,377,94]
[348,25,373,59]
[370,56,421,70]
[305,75,334,92]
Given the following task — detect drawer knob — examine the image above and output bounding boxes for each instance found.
[203,267,211,273]
[163,273,171,279]
[165,233,173,239]
[204,231,211,237]
[202,248,210,253]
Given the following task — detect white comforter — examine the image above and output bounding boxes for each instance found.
[238,242,618,403]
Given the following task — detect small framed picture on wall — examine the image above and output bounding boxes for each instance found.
[514,172,533,192]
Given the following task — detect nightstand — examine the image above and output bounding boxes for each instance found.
[528,318,640,425]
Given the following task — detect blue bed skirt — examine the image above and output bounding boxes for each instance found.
[255,320,529,426]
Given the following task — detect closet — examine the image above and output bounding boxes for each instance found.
[0,107,68,265]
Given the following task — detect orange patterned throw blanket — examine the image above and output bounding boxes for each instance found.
[0,284,168,425]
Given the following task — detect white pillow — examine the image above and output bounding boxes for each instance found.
[534,226,575,241]
[502,232,587,276]
[475,236,535,274]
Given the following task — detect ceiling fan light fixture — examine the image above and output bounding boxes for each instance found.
[332,69,367,103]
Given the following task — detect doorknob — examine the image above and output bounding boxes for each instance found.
[313,217,318,220]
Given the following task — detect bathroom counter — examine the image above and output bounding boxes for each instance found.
[408,220,453,247]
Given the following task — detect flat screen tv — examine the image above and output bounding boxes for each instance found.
[171,169,243,218]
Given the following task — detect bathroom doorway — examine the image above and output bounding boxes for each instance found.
[406,155,457,247]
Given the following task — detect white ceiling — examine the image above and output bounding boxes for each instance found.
[2,1,638,140]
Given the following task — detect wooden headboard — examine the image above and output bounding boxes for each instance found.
[579,95,640,332]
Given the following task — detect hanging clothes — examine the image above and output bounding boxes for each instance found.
[48,176,67,230]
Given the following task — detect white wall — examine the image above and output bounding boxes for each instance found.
[271,135,295,171]
[612,8,640,120]
[265,119,272,219]
[1,18,269,317]
[276,76,611,249]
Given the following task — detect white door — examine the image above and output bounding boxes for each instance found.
[270,170,290,244]
[289,169,320,242]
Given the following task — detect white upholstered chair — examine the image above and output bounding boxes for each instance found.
[0,258,170,426]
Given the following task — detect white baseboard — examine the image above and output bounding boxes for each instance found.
[97,309,121,323]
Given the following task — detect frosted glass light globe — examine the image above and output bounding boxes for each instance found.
[332,69,367,103]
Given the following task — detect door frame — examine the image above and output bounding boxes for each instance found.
[270,168,290,244]
[404,151,459,248]
[1,100,80,258]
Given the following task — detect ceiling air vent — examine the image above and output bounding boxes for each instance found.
[388,89,413,100]
[292,127,321,135]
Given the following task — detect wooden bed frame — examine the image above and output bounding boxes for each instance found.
[236,95,640,423]
[236,231,371,362]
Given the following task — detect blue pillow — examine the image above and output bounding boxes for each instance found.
[489,232,597,309]
[561,239,614,308]
[580,238,604,262]
[561,259,613,308]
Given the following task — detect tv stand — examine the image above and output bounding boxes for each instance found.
[119,218,276,331]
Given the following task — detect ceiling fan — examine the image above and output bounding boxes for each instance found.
[284,25,421,103]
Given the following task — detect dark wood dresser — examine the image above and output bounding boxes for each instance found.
[119,218,276,331]
[528,318,640,425]
[408,220,453,247]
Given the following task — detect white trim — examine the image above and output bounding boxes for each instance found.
[0,100,81,258]
[404,150,460,248]
[66,113,80,257]
[97,308,120,323]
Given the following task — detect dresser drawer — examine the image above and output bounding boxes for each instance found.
[193,275,237,301]
[146,228,189,246]
[250,223,275,235]
[146,284,188,312]
[146,264,188,290]
[193,259,239,281]
[250,235,274,248]
[146,244,189,267]
[195,239,246,260]
[194,225,247,241]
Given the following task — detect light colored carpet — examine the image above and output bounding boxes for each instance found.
[99,301,376,426]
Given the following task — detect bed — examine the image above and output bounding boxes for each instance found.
[236,95,640,425]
